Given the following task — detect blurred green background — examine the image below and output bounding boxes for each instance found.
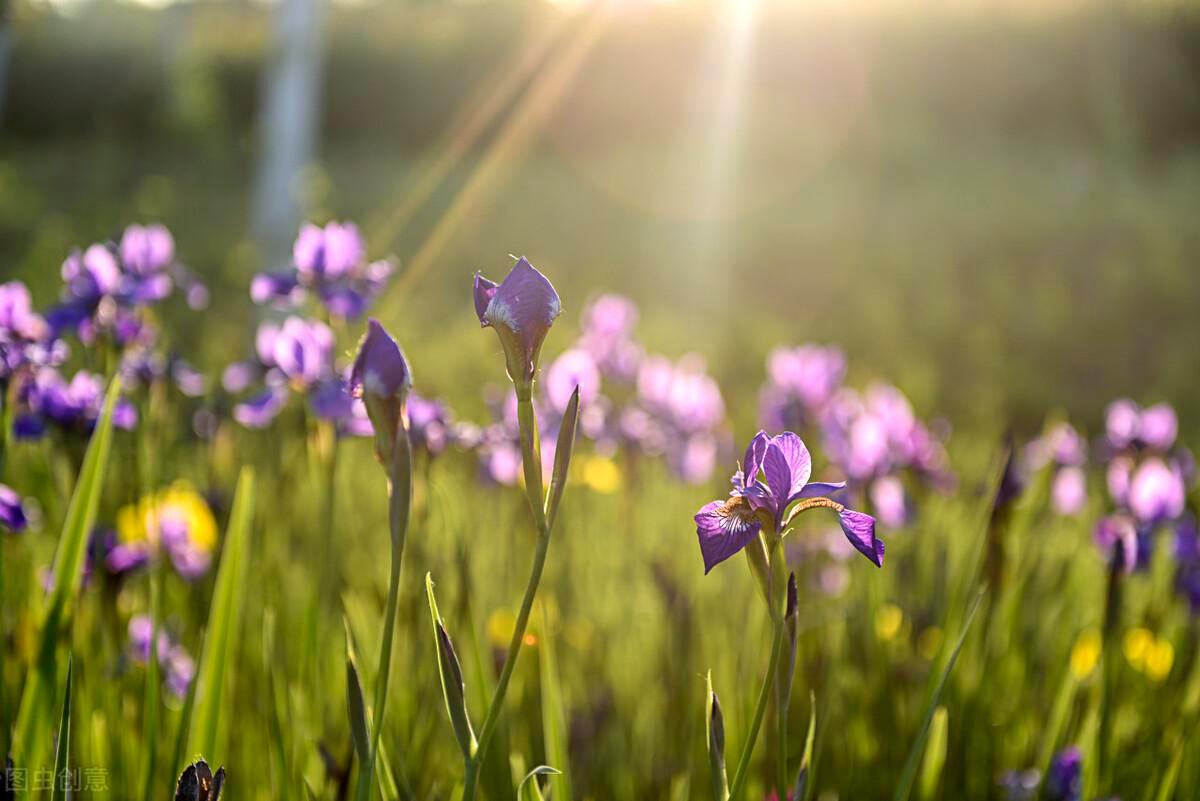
[5,0,1200,435]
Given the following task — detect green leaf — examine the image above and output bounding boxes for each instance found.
[12,378,120,773]
[705,671,728,801]
[518,766,561,801]
[893,589,985,801]
[917,707,947,801]
[539,607,572,801]
[544,386,579,528]
[347,653,371,765]
[189,466,257,761]
[49,656,72,801]
[795,692,816,801]
[426,573,477,758]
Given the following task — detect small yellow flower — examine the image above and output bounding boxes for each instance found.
[579,455,622,494]
[1145,639,1174,682]
[875,603,903,642]
[116,482,217,553]
[1070,629,1101,680]
[1124,627,1154,672]
[918,627,943,661]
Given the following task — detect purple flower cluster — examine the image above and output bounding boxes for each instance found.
[1095,400,1194,574]
[252,221,393,321]
[47,223,207,342]
[128,614,196,699]
[224,315,370,436]
[12,368,138,439]
[1023,422,1089,516]
[818,382,953,529]
[759,344,845,433]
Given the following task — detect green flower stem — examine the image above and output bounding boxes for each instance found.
[355,426,413,801]
[462,390,553,801]
[729,616,787,800]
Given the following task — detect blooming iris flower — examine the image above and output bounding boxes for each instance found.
[251,221,393,321]
[0,281,51,381]
[473,257,562,388]
[13,368,138,438]
[116,483,218,580]
[694,431,882,574]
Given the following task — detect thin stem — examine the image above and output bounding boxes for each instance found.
[462,392,553,801]
[775,664,788,800]
[355,428,413,801]
[729,617,787,800]
[1097,558,1122,794]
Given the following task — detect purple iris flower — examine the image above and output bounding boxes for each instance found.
[694,431,882,574]
[1024,423,1088,516]
[544,348,600,415]
[407,392,456,456]
[0,484,28,533]
[1127,458,1186,525]
[759,344,845,433]
[62,244,121,301]
[272,316,334,389]
[294,221,364,280]
[1106,399,1179,452]
[252,221,392,321]
[473,257,562,386]
[1043,747,1082,801]
[0,282,49,379]
[128,615,196,700]
[120,224,175,275]
[17,368,137,436]
[578,294,642,382]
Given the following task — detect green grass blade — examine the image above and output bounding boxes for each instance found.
[893,589,985,801]
[794,692,815,801]
[539,607,572,801]
[188,466,257,761]
[12,378,120,774]
[49,656,72,801]
[518,766,561,801]
[917,707,947,801]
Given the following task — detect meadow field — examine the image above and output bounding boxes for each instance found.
[1,0,1200,799]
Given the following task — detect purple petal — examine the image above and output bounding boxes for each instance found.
[1140,403,1178,451]
[695,497,762,574]
[762,432,812,509]
[233,388,286,429]
[250,272,300,306]
[741,430,770,487]
[473,272,498,325]
[792,480,847,501]
[120,224,175,275]
[0,484,28,532]
[838,508,884,567]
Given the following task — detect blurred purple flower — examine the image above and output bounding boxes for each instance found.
[252,221,391,320]
[272,316,334,389]
[1044,747,1081,801]
[1095,514,1140,574]
[1106,399,1178,453]
[544,348,600,415]
[120,224,175,275]
[0,485,28,533]
[759,344,845,433]
[694,431,881,573]
[128,614,196,700]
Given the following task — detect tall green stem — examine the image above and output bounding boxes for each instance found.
[1097,558,1122,794]
[729,617,786,800]
[462,390,553,801]
[355,428,413,801]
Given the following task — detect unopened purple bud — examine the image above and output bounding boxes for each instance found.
[473,258,562,388]
[350,319,412,401]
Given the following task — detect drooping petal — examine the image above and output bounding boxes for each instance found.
[695,497,762,574]
[473,273,499,325]
[762,432,812,512]
[837,508,884,567]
